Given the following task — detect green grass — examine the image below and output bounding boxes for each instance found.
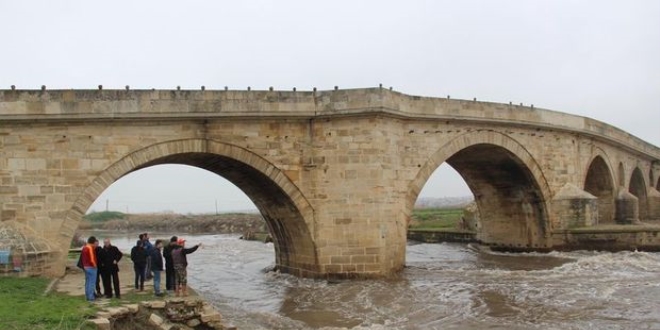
[409,207,464,230]
[83,211,125,222]
[0,277,97,330]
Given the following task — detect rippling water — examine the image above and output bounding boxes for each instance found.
[106,233,660,329]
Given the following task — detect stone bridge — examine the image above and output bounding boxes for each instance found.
[1,87,659,278]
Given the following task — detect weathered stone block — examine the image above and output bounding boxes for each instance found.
[149,313,164,326]
[125,303,139,313]
[150,300,167,309]
[187,318,201,327]
[93,309,110,319]
[200,311,222,323]
[86,318,110,330]
[158,323,173,330]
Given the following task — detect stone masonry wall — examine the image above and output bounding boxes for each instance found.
[1,88,659,278]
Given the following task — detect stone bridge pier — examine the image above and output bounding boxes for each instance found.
[0,88,659,278]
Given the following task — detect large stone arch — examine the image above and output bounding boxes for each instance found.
[629,167,648,220]
[57,138,319,277]
[407,130,552,249]
[583,154,616,224]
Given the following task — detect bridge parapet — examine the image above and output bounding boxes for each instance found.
[1,88,658,160]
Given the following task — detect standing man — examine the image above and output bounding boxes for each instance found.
[94,244,103,298]
[162,236,179,293]
[81,236,99,302]
[98,238,123,299]
[150,239,165,296]
[130,240,148,291]
[142,233,154,280]
[171,238,201,297]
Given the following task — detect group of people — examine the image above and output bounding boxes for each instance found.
[80,233,201,302]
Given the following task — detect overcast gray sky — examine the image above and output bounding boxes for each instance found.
[1,1,658,213]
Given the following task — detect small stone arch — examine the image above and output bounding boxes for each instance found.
[583,154,616,223]
[629,167,648,220]
[57,138,319,277]
[407,130,551,249]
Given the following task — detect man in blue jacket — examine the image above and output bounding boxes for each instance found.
[150,239,165,296]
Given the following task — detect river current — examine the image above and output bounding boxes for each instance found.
[107,234,660,329]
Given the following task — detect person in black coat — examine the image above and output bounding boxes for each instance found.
[98,238,123,298]
[162,236,179,292]
[94,245,103,297]
[150,239,165,296]
[130,240,148,291]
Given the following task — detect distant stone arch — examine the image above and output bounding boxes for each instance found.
[629,167,648,220]
[408,130,551,249]
[58,138,319,277]
[584,155,616,224]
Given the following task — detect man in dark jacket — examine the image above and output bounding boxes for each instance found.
[130,240,148,291]
[150,239,165,296]
[162,236,179,292]
[98,238,123,299]
[172,238,201,297]
[94,244,103,298]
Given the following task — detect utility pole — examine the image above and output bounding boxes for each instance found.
[106,199,109,212]
[215,199,218,215]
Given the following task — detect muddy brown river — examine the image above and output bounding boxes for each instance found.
[106,234,660,329]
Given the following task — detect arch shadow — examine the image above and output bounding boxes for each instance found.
[583,153,616,224]
[629,167,648,220]
[407,131,552,249]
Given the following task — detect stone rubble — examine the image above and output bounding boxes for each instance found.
[85,297,231,330]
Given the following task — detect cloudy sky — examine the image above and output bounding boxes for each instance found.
[1,1,658,213]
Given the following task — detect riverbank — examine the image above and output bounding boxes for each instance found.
[0,251,234,329]
[80,212,265,234]
[408,222,660,252]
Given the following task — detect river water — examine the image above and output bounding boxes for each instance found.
[106,234,660,329]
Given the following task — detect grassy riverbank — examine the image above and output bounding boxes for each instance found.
[78,208,466,237]
[80,211,265,233]
[409,207,464,230]
[0,277,95,330]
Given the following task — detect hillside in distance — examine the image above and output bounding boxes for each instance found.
[415,196,473,209]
